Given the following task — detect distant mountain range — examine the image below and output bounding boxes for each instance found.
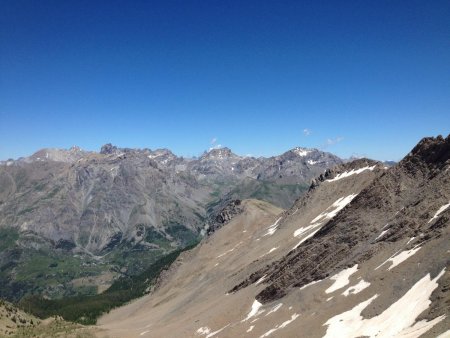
[0,144,343,301]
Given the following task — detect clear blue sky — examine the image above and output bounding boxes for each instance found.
[1,0,449,161]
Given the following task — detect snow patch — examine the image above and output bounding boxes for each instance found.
[326,165,376,182]
[388,247,421,270]
[196,327,211,335]
[216,241,243,258]
[140,331,150,336]
[325,264,358,294]
[292,228,321,250]
[205,324,229,337]
[376,246,421,271]
[259,247,278,258]
[323,269,446,338]
[406,237,415,245]
[266,303,283,316]
[255,275,267,285]
[247,326,255,332]
[311,194,358,223]
[242,300,264,322]
[300,279,322,290]
[259,313,300,337]
[428,202,450,223]
[342,279,370,296]
[307,159,317,165]
[263,217,282,236]
[376,229,389,240]
[292,194,357,250]
[294,222,322,238]
[293,148,310,157]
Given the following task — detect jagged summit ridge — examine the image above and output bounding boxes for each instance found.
[401,134,450,173]
[201,147,236,159]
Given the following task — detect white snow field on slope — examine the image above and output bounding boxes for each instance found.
[292,194,358,250]
[428,202,450,223]
[323,269,446,338]
[376,246,421,271]
[242,300,264,322]
[342,279,370,296]
[263,217,283,236]
[259,313,300,338]
[325,264,359,294]
[326,165,376,183]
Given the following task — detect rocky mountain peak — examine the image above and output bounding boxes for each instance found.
[291,147,313,157]
[148,148,174,157]
[202,147,236,160]
[100,143,119,155]
[69,146,82,152]
[402,135,450,171]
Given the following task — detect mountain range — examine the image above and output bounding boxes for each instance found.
[0,144,342,301]
[0,135,448,337]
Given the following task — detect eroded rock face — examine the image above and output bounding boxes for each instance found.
[0,151,207,256]
[206,200,243,235]
[401,134,450,176]
[230,136,450,307]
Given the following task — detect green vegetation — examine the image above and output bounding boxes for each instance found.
[144,227,172,248]
[0,227,19,252]
[166,223,199,246]
[248,182,308,203]
[0,223,199,303]
[13,248,106,300]
[227,179,309,209]
[13,320,96,338]
[18,242,198,325]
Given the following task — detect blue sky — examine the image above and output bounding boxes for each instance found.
[1,0,449,161]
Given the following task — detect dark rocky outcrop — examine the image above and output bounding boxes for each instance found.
[230,135,450,305]
[100,143,119,155]
[206,200,243,235]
